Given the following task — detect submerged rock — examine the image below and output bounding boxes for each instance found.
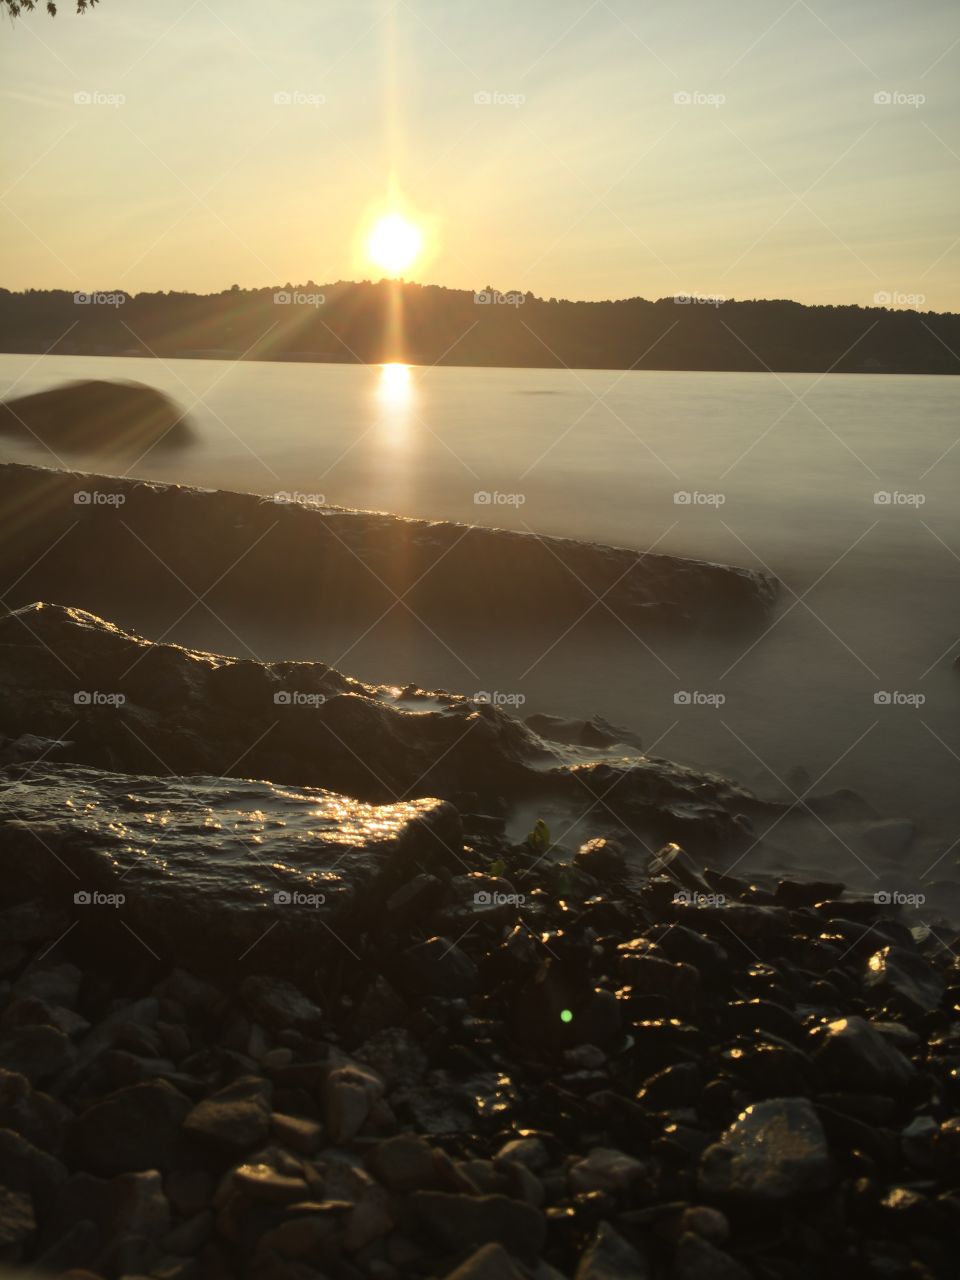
[0,381,192,457]
[0,461,778,636]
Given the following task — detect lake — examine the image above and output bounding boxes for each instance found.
[2,353,958,875]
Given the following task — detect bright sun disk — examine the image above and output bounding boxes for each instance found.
[367,213,423,275]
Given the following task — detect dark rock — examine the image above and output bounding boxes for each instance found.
[809,1015,916,1093]
[395,937,480,998]
[576,838,627,880]
[672,1231,751,1280]
[183,1076,272,1153]
[575,1220,650,1278]
[0,1185,35,1248]
[0,1068,69,1152]
[230,1163,310,1204]
[366,1134,441,1193]
[568,1147,651,1196]
[67,1080,191,1175]
[699,1098,834,1201]
[407,1191,546,1265]
[0,1023,76,1082]
[0,1126,67,1204]
[0,379,192,455]
[864,946,945,1016]
[239,976,324,1034]
[636,1063,703,1109]
[442,1241,527,1279]
[323,1061,385,1142]
[774,879,845,908]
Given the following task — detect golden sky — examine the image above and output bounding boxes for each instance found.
[1,0,958,308]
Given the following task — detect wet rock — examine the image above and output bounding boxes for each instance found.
[270,1113,324,1155]
[774,879,845,908]
[575,1220,649,1279]
[648,844,712,894]
[568,1148,652,1196]
[240,977,324,1034]
[864,946,945,1016]
[442,1241,527,1279]
[67,1080,191,1175]
[15,963,83,1009]
[809,1016,916,1093]
[699,1098,834,1202]
[0,1069,69,1152]
[493,1137,551,1173]
[0,762,461,975]
[617,948,699,1017]
[407,1191,546,1265]
[672,1231,751,1280]
[231,1163,310,1204]
[183,1076,272,1153]
[576,838,627,880]
[677,1205,729,1244]
[636,1063,703,1109]
[901,1115,939,1169]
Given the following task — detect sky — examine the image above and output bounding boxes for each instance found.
[1,0,958,308]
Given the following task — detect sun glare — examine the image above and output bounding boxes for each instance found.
[367,214,423,275]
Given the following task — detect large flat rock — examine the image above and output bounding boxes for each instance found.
[0,763,460,972]
[0,462,777,633]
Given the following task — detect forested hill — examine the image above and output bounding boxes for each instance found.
[1,282,957,374]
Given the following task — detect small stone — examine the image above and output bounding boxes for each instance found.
[270,1112,324,1155]
[67,1080,191,1175]
[161,1208,213,1256]
[0,1023,76,1082]
[576,838,626,880]
[15,963,83,1009]
[672,1231,751,1280]
[493,1137,550,1173]
[864,946,945,1016]
[569,1148,650,1195]
[231,1163,310,1204]
[809,1015,916,1094]
[165,1169,215,1217]
[240,975,324,1033]
[901,1115,938,1169]
[678,1205,729,1244]
[408,1191,546,1265]
[698,1098,834,1202]
[396,937,480,997]
[0,1126,67,1205]
[183,1076,272,1154]
[443,1242,527,1279]
[153,969,220,1014]
[323,1061,384,1143]
[0,1185,35,1248]
[366,1134,441,1192]
[575,1220,649,1279]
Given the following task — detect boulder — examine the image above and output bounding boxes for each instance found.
[699,1098,834,1202]
[67,1080,191,1175]
[808,1015,916,1093]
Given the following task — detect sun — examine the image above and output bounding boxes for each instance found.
[367,213,423,276]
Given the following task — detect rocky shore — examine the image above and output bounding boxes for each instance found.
[0,603,958,1279]
[1,801,958,1279]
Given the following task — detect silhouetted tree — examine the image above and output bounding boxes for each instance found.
[3,1,97,16]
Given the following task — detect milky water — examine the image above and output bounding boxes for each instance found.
[2,354,958,877]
